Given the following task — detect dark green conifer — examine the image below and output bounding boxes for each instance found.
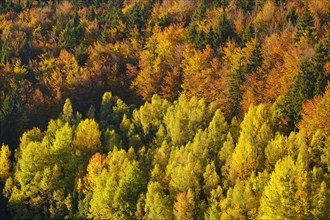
[295,4,316,42]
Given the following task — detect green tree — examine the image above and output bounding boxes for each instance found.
[295,4,316,43]
[59,12,84,50]
[19,37,30,65]
[246,40,262,74]
[144,181,173,220]
[212,12,234,48]
[1,36,14,63]
[102,0,123,28]
[229,59,245,118]
[205,109,229,160]
[125,3,150,34]
[241,23,255,46]
[238,0,255,11]
[164,96,212,146]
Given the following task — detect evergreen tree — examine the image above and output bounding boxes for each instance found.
[87,5,96,20]
[241,23,255,46]
[125,3,150,34]
[285,7,298,26]
[101,0,123,28]
[191,2,206,23]
[295,4,316,42]
[1,37,14,63]
[229,60,245,118]
[246,40,263,74]
[75,42,89,66]
[212,12,234,48]
[0,85,21,148]
[59,12,84,50]
[19,37,30,65]
[238,0,255,11]
[188,2,207,49]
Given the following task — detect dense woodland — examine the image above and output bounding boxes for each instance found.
[0,0,330,219]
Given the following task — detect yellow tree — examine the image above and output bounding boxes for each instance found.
[0,144,11,182]
[229,104,273,181]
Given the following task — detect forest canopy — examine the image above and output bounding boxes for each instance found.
[0,0,329,219]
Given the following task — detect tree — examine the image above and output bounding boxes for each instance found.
[125,3,150,34]
[61,98,73,123]
[295,4,316,43]
[203,162,220,196]
[73,119,102,156]
[212,12,234,48]
[246,40,262,74]
[277,41,329,129]
[298,84,330,139]
[241,24,255,46]
[59,12,84,50]
[188,2,207,49]
[164,96,212,146]
[0,145,10,182]
[113,161,147,219]
[229,104,273,181]
[173,189,195,220]
[258,156,298,219]
[19,37,30,65]
[144,181,173,220]
[1,37,14,63]
[237,0,255,11]
[229,59,245,118]
[101,0,123,28]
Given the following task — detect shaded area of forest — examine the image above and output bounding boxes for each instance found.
[0,0,329,219]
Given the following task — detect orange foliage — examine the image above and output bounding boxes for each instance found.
[298,84,330,138]
[84,153,106,191]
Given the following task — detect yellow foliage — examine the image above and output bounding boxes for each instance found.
[0,145,11,182]
[253,1,276,33]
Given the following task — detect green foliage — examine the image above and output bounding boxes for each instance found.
[101,0,123,28]
[18,38,30,65]
[229,60,245,117]
[59,12,84,50]
[246,40,262,74]
[295,4,316,43]
[212,12,235,48]
[125,3,150,34]
[277,42,329,129]
[1,37,14,64]
[241,23,255,46]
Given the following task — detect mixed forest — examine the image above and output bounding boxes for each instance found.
[0,0,330,219]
